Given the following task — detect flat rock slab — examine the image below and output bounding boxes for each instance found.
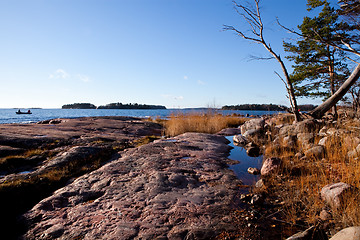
[0,116,162,149]
[22,133,242,240]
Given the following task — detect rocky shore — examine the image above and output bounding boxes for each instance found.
[2,113,358,239]
[0,116,245,239]
[22,133,242,239]
[230,111,360,240]
[0,117,162,239]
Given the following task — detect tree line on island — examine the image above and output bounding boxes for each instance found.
[62,103,167,109]
[62,102,317,112]
[222,104,317,112]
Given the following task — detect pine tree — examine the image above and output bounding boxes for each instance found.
[284,2,350,117]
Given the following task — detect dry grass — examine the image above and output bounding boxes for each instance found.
[132,135,160,147]
[164,112,247,137]
[263,117,360,231]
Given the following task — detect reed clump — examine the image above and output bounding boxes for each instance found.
[164,112,247,137]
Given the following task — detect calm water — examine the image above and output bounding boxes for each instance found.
[226,135,263,186]
[0,108,281,124]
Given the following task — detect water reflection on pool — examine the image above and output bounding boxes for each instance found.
[225,136,263,185]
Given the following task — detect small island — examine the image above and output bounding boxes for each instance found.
[62,102,166,109]
[62,103,97,109]
[222,103,288,111]
[97,102,166,109]
[221,103,317,112]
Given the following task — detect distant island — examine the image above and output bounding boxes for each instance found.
[222,104,288,111]
[221,104,317,112]
[62,102,166,110]
[62,103,97,109]
[98,102,166,109]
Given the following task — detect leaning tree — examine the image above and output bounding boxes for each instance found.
[280,0,360,119]
[283,2,351,119]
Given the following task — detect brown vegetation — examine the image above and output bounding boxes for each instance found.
[262,113,360,235]
[164,112,247,137]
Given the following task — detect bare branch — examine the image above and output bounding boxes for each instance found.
[233,1,260,27]
[223,25,263,43]
[248,55,274,61]
[274,71,288,88]
[344,55,360,64]
[226,0,301,120]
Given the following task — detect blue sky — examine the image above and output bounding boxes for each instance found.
[0,0,334,108]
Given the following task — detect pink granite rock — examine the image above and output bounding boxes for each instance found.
[217,128,241,136]
[321,182,354,209]
[260,157,282,177]
[22,133,242,239]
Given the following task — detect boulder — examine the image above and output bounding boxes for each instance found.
[255,179,265,188]
[294,119,318,134]
[246,146,260,157]
[319,209,332,221]
[325,128,349,137]
[321,182,354,209]
[247,167,260,175]
[250,193,264,205]
[279,124,296,137]
[261,157,281,177]
[283,135,297,148]
[319,126,328,137]
[245,142,260,155]
[344,136,360,149]
[350,144,360,158]
[326,128,338,136]
[297,133,315,149]
[240,118,265,135]
[233,134,248,145]
[243,128,263,139]
[304,145,325,159]
[318,137,328,146]
[348,149,358,159]
[216,128,241,136]
[329,226,360,240]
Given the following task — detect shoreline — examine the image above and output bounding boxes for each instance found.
[0,116,251,239]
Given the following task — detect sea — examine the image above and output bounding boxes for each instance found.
[0,108,282,124]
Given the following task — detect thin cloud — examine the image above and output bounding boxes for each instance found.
[183,76,188,80]
[49,69,90,83]
[197,80,206,85]
[49,69,70,79]
[77,74,90,82]
[174,96,184,100]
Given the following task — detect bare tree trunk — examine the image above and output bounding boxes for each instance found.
[225,0,301,121]
[310,64,360,118]
[263,45,301,121]
[329,61,338,119]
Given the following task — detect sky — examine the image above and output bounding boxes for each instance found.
[0,0,339,109]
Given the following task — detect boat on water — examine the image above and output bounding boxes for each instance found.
[16,110,32,114]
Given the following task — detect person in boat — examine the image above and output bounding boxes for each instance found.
[17,109,21,113]
[27,110,31,113]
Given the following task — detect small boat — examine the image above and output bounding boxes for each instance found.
[16,110,32,114]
